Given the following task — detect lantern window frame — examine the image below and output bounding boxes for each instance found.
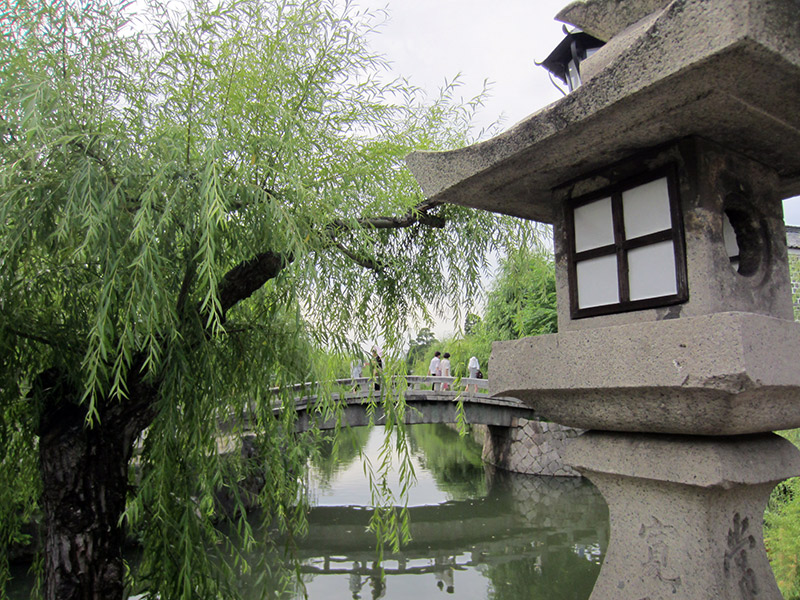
[566,166,689,319]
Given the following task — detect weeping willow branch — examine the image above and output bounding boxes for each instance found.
[329,197,445,231]
[5,326,59,347]
[329,240,386,273]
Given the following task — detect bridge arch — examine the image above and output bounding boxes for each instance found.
[264,376,582,477]
[278,376,536,433]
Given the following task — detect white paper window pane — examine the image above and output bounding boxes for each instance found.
[722,212,739,258]
[574,197,614,252]
[567,59,581,90]
[622,178,672,239]
[576,255,619,309]
[628,241,678,301]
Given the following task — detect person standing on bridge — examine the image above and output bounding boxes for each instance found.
[467,356,480,392]
[370,347,382,391]
[440,352,451,390]
[429,351,441,390]
[350,356,364,392]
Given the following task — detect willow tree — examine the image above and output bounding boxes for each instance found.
[0,0,532,598]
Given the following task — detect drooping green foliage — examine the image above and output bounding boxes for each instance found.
[482,245,558,341]
[0,0,535,597]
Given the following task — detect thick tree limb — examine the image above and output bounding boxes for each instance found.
[212,197,443,316]
[218,251,291,316]
[6,326,58,347]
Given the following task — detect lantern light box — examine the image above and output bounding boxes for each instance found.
[566,169,687,318]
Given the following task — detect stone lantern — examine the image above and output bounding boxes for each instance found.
[405,1,800,598]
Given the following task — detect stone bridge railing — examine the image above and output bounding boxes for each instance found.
[271,376,535,433]
[269,375,490,397]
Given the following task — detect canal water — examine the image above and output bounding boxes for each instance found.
[6,424,609,599]
[292,424,609,600]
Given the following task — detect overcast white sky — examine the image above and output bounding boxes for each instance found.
[359,0,800,227]
[360,0,571,132]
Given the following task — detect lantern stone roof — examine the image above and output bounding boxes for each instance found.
[555,0,672,42]
[405,0,800,224]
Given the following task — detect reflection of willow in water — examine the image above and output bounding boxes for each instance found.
[221,427,609,600]
[309,426,371,488]
[408,424,487,500]
[485,544,601,600]
[481,471,608,600]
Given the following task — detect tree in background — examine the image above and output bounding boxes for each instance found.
[765,429,800,599]
[482,246,558,341]
[405,327,438,372]
[0,0,533,598]
[406,246,555,380]
[463,312,482,337]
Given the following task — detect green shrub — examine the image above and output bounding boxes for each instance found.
[766,430,800,599]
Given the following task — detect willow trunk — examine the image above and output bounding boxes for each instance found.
[38,387,151,600]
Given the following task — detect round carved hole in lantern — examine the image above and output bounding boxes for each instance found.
[721,194,765,277]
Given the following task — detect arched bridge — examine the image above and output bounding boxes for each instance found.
[271,376,537,433]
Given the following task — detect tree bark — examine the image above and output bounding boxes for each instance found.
[37,369,155,600]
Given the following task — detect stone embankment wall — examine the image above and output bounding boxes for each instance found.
[790,254,800,320]
[477,419,584,477]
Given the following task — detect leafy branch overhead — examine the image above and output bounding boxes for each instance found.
[0,0,537,598]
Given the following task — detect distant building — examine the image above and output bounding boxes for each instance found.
[788,224,800,320]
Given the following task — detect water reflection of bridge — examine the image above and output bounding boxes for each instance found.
[287,472,609,597]
[297,497,601,558]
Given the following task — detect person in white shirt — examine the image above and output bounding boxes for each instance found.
[467,356,480,392]
[439,352,451,390]
[468,356,479,379]
[429,351,441,390]
[350,357,364,392]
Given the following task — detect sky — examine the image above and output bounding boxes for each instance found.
[361,0,571,134]
[354,0,800,339]
[357,0,800,225]
[357,0,577,339]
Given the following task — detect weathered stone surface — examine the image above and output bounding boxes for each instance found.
[556,0,672,41]
[405,0,800,222]
[566,430,800,487]
[406,2,800,599]
[491,311,800,435]
[566,431,800,599]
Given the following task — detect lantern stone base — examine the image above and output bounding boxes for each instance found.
[565,431,800,600]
